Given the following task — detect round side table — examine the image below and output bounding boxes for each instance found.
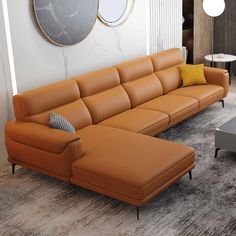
[205,54,236,85]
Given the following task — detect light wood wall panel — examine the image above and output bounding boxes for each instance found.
[215,0,236,74]
[193,0,213,64]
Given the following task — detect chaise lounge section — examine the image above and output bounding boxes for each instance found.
[5,48,228,218]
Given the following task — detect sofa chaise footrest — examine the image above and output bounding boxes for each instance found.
[71,132,195,206]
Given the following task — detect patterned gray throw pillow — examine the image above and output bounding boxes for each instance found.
[49,112,76,133]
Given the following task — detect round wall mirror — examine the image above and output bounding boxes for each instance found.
[98,0,134,27]
[32,0,99,46]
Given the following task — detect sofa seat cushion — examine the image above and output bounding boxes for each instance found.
[138,95,198,126]
[77,125,128,153]
[71,132,195,206]
[99,108,169,136]
[169,85,224,109]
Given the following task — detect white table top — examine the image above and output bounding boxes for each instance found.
[205,54,236,63]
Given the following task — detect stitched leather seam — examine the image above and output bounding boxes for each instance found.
[72,152,195,191]
[7,133,80,154]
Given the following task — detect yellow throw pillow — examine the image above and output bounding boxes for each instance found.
[178,64,207,87]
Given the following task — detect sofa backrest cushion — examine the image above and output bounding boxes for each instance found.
[151,48,184,71]
[27,99,92,130]
[150,48,184,94]
[75,67,131,124]
[116,56,154,83]
[74,68,120,97]
[83,86,131,123]
[13,80,92,130]
[155,65,183,94]
[116,57,163,107]
[122,74,163,107]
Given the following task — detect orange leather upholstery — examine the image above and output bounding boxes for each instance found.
[122,74,163,107]
[138,95,198,126]
[13,80,80,121]
[6,121,81,154]
[117,57,163,107]
[83,86,131,124]
[116,57,154,83]
[204,66,229,98]
[169,85,224,110]
[5,48,229,209]
[75,67,131,124]
[155,65,184,94]
[99,108,169,135]
[13,80,92,130]
[7,136,82,181]
[151,48,184,71]
[6,122,82,181]
[74,67,120,97]
[71,132,195,206]
[76,125,127,153]
[27,100,92,130]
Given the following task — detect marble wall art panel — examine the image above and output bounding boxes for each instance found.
[32,0,99,46]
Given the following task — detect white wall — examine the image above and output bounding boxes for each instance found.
[0,1,14,166]
[8,0,147,92]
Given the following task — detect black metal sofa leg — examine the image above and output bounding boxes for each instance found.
[136,206,140,220]
[135,170,193,220]
[220,99,224,108]
[12,164,16,174]
[189,170,192,180]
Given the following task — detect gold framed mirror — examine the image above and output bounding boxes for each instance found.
[98,0,135,27]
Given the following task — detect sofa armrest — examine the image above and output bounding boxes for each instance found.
[204,66,229,98]
[5,121,82,154]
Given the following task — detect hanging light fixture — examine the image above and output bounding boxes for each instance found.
[203,0,225,17]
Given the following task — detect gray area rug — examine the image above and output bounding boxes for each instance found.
[1,94,236,236]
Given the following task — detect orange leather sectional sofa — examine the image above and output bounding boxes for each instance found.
[5,48,229,218]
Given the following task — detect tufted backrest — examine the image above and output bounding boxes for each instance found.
[74,67,131,124]
[13,80,92,130]
[116,57,164,107]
